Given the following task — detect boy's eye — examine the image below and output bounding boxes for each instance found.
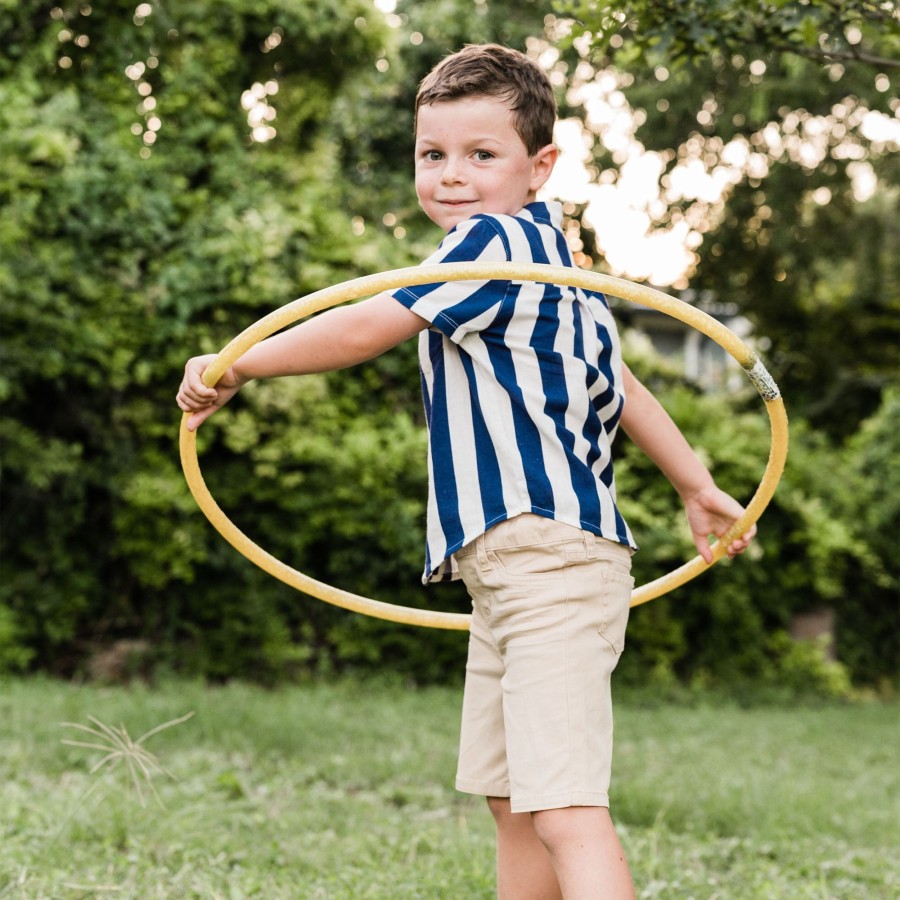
[424,150,443,162]
[474,150,494,161]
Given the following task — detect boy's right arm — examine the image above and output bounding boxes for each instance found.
[176,294,428,431]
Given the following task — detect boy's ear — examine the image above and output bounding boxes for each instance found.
[530,143,559,191]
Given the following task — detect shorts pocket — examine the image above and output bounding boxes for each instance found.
[598,569,634,654]
[487,542,570,579]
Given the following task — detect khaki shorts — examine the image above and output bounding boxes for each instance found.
[454,514,633,814]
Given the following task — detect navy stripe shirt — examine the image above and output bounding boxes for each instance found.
[393,201,635,583]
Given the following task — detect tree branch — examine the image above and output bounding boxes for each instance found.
[776,43,900,69]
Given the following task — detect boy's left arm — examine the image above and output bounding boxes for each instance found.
[618,364,756,563]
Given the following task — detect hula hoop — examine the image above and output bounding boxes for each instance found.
[180,263,788,630]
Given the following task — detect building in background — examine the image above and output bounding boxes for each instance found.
[616,290,756,392]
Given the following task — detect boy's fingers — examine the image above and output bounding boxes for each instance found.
[185,406,216,432]
[694,534,713,565]
[176,389,218,415]
[178,378,218,403]
[725,526,757,557]
[184,377,217,398]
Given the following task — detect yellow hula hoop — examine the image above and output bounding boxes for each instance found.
[180,263,788,630]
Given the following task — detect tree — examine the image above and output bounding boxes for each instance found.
[543,0,898,686]
[0,0,551,681]
[0,0,417,677]
[2,0,894,688]
[829,386,900,685]
[554,0,900,70]
[543,0,899,437]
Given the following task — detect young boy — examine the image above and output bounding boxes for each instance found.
[178,44,754,899]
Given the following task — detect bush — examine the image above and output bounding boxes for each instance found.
[614,337,897,691]
[829,385,900,686]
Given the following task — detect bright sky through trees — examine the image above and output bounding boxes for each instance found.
[373,3,897,287]
[536,39,898,287]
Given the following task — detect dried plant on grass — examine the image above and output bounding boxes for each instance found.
[60,711,195,808]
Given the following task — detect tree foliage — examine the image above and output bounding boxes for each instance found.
[554,0,900,70]
[544,0,899,437]
[539,2,898,687]
[0,0,549,682]
[611,340,895,694]
[0,0,427,678]
[1,0,896,689]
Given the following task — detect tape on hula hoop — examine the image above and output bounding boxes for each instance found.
[180,262,789,630]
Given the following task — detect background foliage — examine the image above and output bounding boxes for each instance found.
[1,0,896,691]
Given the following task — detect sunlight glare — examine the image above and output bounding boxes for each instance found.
[534,39,893,287]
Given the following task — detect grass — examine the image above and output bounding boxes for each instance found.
[0,677,897,898]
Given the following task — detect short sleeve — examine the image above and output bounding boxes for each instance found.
[392,216,512,342]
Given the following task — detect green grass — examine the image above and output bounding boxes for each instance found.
[1,678,897,898]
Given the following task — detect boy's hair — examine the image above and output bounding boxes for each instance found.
[416,44,556,156]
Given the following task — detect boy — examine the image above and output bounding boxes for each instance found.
[178,44,754,899]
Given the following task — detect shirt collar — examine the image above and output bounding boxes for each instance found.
[521,200,563,229]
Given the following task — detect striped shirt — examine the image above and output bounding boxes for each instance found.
[393,201,635,583]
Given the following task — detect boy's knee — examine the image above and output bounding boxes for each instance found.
[532,806,600,850]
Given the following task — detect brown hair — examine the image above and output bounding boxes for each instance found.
[415,44,557,156]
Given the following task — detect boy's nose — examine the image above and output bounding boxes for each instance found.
[440,159,465,184]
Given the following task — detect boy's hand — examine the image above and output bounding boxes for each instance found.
[176,354,245,431]
[682,485,757,564]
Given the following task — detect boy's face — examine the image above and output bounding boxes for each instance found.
[414,95,557,232]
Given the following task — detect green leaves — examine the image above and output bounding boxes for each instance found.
[552,0,900,69]
[1,0,894,687]
[0,0,403,679]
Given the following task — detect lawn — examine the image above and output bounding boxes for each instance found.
[1,677,897,898]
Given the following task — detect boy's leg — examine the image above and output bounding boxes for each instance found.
[531,806,634,900]
[456,574,559,897]
[487,796,562,900]
[487,796,633,900]
[457,516,635,898]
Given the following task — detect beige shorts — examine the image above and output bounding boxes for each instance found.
[454,514,633,814]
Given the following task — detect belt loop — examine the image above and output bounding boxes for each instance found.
[476,532,490,571]
[584,530,598,559]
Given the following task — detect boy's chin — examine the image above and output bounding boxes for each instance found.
[432,213,472,232]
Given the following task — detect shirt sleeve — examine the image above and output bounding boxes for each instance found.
[391,216,512,343]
